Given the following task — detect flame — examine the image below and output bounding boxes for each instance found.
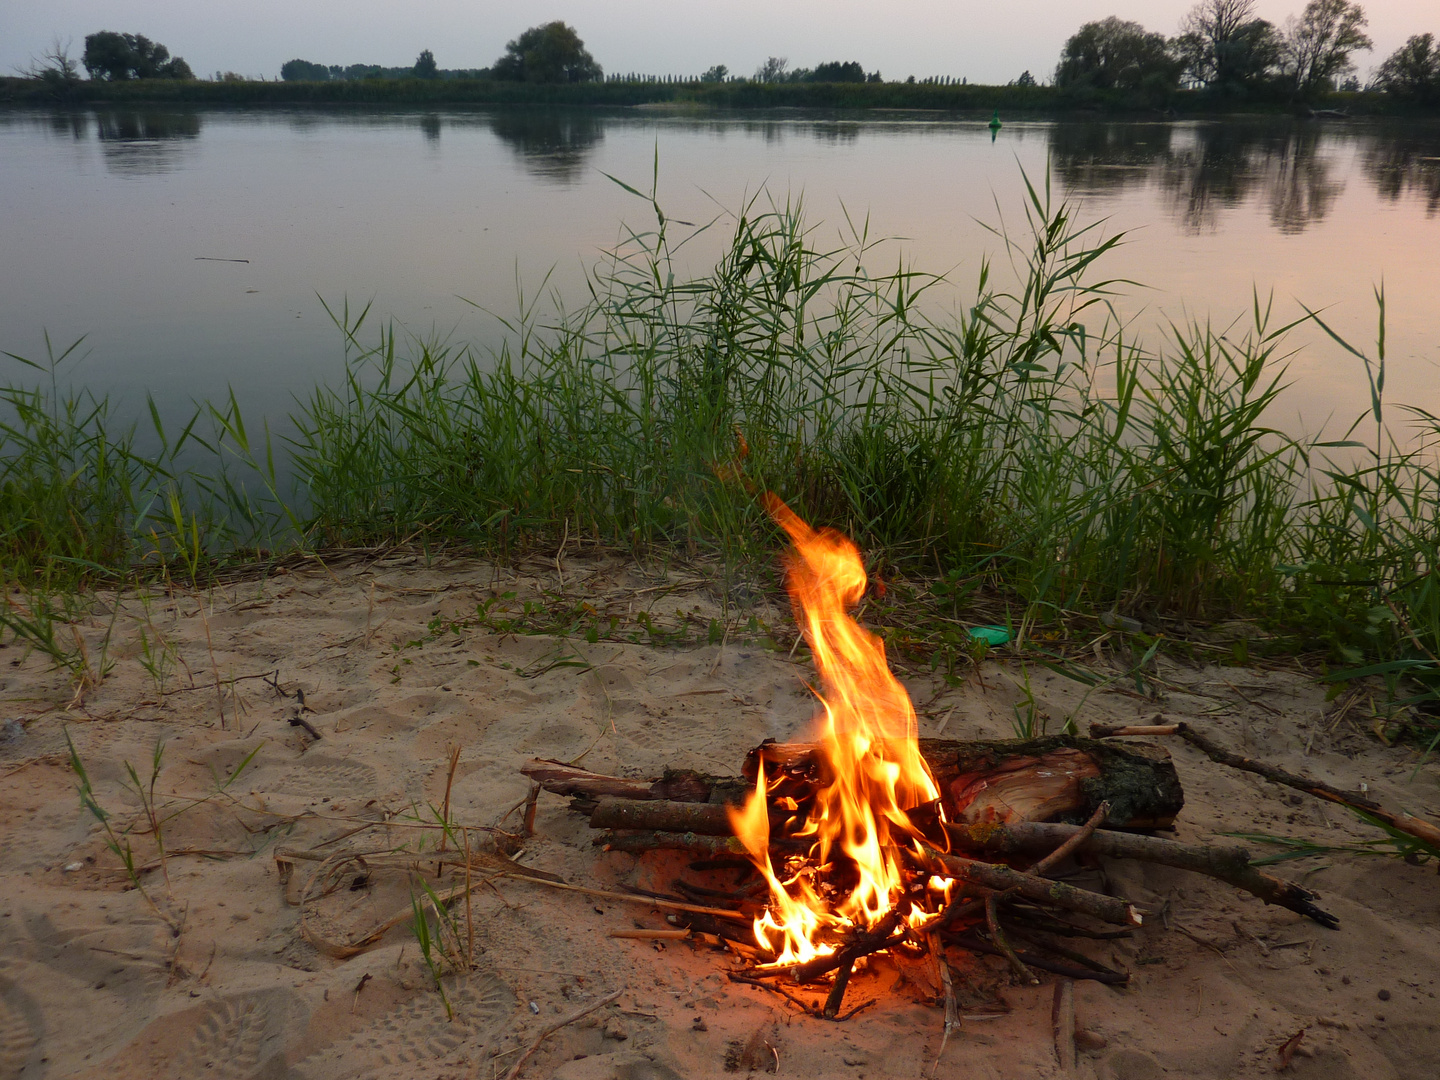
[729,495,945,966]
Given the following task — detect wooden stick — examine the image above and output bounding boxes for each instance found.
[917,844,1143,927]
[927,931,960,1078]
[1173,722,1440,852]
[987,894,1038,985]
[1052,980,1076,1072]
[520,759,654,800]
[590,797,734,835]
[943,821,1338,929]
[824,957,858,1019]
[1029,802,1109,877]
[1088,723,1179,738]
[607,928,691,940]
[597,830,807,858]
[943,934,1130,985]
[496,872,752,922]
[502,987,624,1080]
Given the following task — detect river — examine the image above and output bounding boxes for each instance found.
[2,106,1437,444]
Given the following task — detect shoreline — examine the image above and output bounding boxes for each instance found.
[4,76,1436,118]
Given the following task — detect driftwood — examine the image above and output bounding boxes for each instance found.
[944,820,1339,929]
[744,736,1184,828]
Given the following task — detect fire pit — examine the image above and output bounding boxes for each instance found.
[521,495,1338,1033]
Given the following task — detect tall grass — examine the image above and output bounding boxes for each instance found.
[2,171,1438,719]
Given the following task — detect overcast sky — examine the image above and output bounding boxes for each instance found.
[3,1,1432,84]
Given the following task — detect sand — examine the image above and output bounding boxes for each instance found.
[2,548,1438,1080]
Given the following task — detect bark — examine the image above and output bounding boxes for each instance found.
[944,819,1339,928]
[916,844,1143,927]
[1173,723,1440,854]
[742,735,1184,828]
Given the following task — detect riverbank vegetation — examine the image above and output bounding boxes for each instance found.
[4,175,1438,734]
[8,2,1439,115]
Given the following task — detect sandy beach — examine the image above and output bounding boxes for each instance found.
[2,548,1438,1079]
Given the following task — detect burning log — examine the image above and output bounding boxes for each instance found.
[743,735,1184,828]
[535,733,1184,837]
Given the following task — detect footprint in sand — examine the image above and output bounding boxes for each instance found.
[274,757,379,798]
[293,975,514,1080]
[0,979,43,1080]
[162,993,280,1079]
[101,988,300,1080]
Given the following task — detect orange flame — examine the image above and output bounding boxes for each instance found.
[729,495,945,966]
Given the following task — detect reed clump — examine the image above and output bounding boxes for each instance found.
[3,173,1438,727]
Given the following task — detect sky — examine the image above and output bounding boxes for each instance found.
[2,0,1433,84]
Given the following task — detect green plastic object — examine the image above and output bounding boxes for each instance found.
[968,625,1011,646]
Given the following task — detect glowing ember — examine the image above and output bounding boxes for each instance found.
[729,495,950,967]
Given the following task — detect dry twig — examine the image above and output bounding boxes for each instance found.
[502,987,624,1080]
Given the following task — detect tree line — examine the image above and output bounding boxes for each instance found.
[16,11,1440,110]
[1056,0,1438,105]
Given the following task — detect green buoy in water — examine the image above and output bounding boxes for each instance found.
[988,110,1002,129]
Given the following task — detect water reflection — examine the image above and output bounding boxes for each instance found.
[1361,131,1440,217]
[1052,121,1344,234]
[487,110,603,183]
[93,111,202,176]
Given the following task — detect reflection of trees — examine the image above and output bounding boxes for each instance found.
[1359,129,1440,217]
[1050,123,1173,194]
[419,114,441,142]
[94,110,202,175]
[1264,128,1342,234]
[488,109,603,183]
[1158,124,1267,231]
[1051,120,1345,233]
[48,112,88,139]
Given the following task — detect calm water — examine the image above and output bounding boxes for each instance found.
[2,106,1438,443]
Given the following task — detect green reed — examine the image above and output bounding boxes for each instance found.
[2,171,1437,725]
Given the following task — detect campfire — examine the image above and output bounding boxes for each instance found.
[521,496,1341,1032]
[730,493,951,984]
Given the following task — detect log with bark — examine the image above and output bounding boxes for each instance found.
[529,734,1184,829]
[943,820,1339,928]
[740,735,1185,827]
[1086,720,1440,855]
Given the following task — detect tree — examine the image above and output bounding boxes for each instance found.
[1279,0,1372,96]
[281,59,331,81]
[491,22,601,83]
[1055,17,1179,93]
[1014,70,1037,87]
[83,32,192,80]
[700,64,729,82]
[413,49,438,79]
[809,61,867,83]
[20,37,82,91]
[1371,34,1440,104]
[1174,0,1280,91]
[754,57,789,82]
